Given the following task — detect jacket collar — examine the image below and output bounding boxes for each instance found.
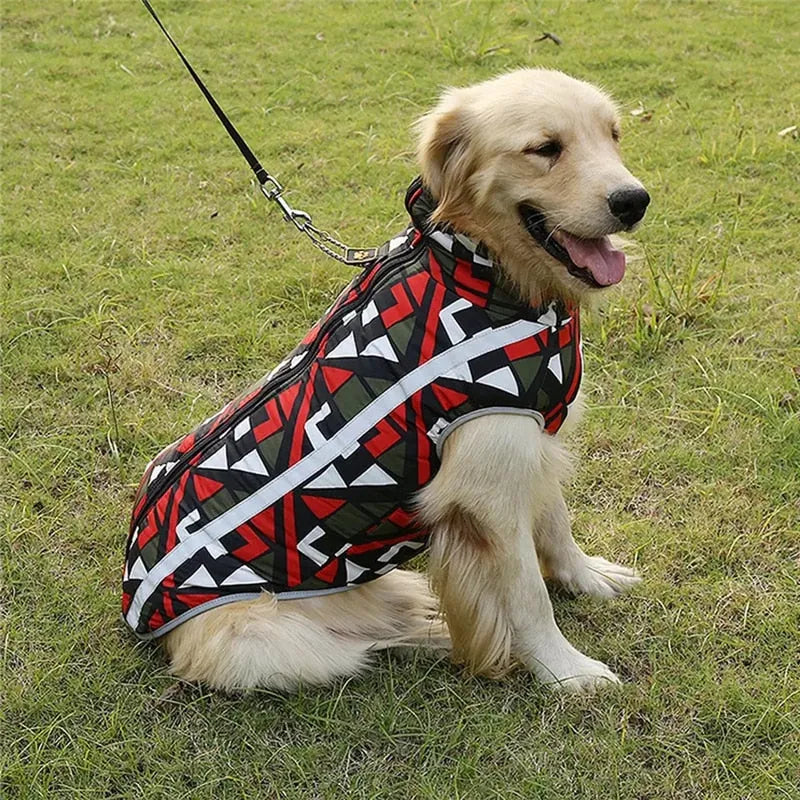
[404,177,574,324]
[405,177,496,269]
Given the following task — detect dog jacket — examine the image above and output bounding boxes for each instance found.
[122,178,583,638]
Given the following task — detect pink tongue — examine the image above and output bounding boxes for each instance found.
[556,232,626,286]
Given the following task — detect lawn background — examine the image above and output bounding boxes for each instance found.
[2,1,799,798]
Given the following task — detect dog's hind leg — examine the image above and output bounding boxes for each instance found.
[164,569,446,692]
[533,488,641,599]
[418,413,619,692]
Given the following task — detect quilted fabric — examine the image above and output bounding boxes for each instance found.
[122,179,583,638]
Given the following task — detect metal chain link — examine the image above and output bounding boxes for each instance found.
[259,178,374,266]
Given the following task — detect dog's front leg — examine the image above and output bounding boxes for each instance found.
[535,489,641,599]
[417,414,619,692]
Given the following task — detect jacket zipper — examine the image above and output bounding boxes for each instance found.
[131,241,421,533]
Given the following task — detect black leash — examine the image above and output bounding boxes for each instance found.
[139,0,378,266]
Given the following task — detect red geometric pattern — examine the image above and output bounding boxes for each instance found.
[122,178,582,639]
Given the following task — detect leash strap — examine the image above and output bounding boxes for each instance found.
[139,0,378,266]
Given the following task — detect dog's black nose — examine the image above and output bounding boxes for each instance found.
[607,187,650,227]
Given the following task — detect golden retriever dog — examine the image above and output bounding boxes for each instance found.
[161,69,649,693]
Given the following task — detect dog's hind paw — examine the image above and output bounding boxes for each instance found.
[556,555,641,599]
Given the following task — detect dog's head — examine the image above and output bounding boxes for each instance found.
[417,69,649,305]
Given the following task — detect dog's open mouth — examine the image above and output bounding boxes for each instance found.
[519,205,626,288]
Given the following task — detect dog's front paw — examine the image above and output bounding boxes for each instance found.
[545,659,620,693]
[527,645,620,693]
[556,555,641,599]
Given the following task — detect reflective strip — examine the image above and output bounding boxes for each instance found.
[125,318,546,631]
[129,585,356,641]
[434,407,546,460]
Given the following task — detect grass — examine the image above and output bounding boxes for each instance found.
[2,0,799,797]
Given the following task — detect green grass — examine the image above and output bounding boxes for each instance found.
[2,0,799,797]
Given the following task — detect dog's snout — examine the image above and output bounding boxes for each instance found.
[607,187,650,227]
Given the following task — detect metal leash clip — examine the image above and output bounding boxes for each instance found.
[259,178,307,227]
[259,178,376,266]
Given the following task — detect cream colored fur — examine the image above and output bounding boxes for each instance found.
[420,412,640,691]
[417,69,646,307]
[165,569,447,692]
[164,69,644,694]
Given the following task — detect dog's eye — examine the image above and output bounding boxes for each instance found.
[524,141,562,159]
[611,127,621,142]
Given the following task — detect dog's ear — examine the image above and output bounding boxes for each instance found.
[416,102,475,226]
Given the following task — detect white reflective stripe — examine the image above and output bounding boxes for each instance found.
[125,318,544,629]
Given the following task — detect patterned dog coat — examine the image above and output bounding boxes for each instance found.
[122,178,583,638]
